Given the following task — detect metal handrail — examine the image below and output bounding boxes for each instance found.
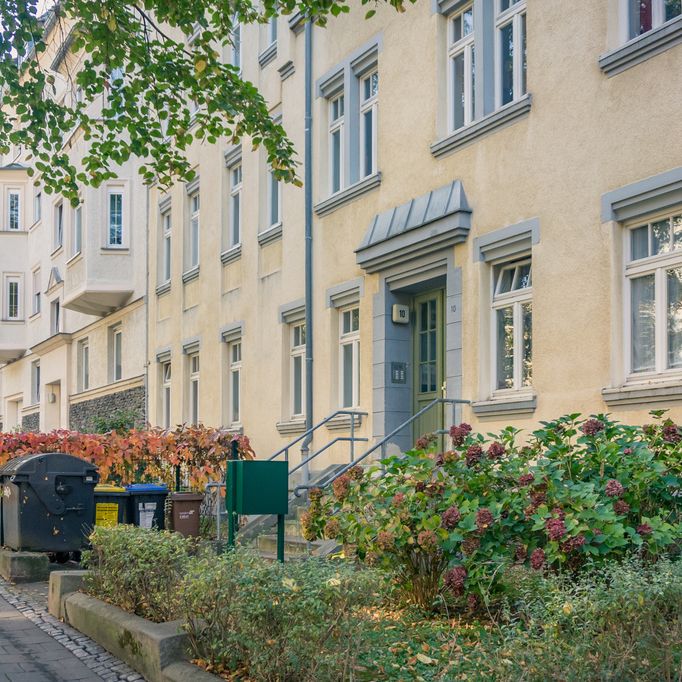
[293,398,470,496]
[288,435,369,477]
[267,409,368,462]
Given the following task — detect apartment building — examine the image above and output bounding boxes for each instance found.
[145,0,682,468]
[0,15,147,432]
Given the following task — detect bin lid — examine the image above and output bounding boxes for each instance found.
[169,492,204,501]
[95,484,127,493]
[0,452,98,478]
[127,483,168,492]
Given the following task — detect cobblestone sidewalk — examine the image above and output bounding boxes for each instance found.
[0,579,141,682]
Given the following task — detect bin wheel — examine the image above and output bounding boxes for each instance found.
[54,552,70,564]
[71,551,82,564]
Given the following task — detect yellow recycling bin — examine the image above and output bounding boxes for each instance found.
[93,484,129,527]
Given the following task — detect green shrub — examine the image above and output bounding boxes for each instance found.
[91,409,140,434]
[306,412,681,609]
[181,547,383,681]
[83,525,192,622]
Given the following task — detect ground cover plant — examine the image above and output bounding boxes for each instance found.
[304,412,681,610]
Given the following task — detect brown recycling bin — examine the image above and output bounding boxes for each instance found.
[170,492,204,537]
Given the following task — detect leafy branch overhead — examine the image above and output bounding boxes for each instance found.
[0,0,411,204]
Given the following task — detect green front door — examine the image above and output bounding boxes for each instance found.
[413,290,445,442]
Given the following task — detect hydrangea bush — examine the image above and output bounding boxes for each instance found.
[304,412,681,610]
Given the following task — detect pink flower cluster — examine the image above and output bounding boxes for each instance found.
[444,565,467,596]
[449,422,472,446]
[530,548,545,570]
[441,505,461,530]
[581,418,605,436]
[487,442,506,460]
[475,507,494,532]
[465,445,483,468]
[545,516,567,541]
[605,479,624,498]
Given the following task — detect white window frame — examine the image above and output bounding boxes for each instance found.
[231,20,241,72]
[627,0,682,39]
[71,203,83,257]
[31,360,40,405]
[228,341,242,425]
[162,361,172,428]
[229,163,242,247]
[268,16,277,45]
[339,306,360,408]
[328,94,345,195]
[50,299,61,335]
[33,190,41,224]
[490,257,532,395]
[54,201,64,250]
[78,339,90,392]
[112,326,122,381]
[4,275,21,320]
[106,188,124,247]
[7,189,20,230]
[290,323,306,418]
[495,0,527,109]
[268,170,281,228]
[31,268,40,316]
[447,4,475,132]
[189,353,200,424]
[359,74,378,179]
[189,192,200,268]
[161,210,172,282]
[624,211,682,380]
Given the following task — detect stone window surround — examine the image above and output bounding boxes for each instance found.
[183,176,200,281]
[430,0,531,159]
[471,217,539,417]
[601,165,682,405]
[599,6,682,76]
[157,195,172,295]
[276,300,306,435]
[220,322,244,429]
[222,146,243,262]
[314,34,383,216]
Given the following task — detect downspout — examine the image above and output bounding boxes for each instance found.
[300,19,313,488]
[144,184,150,427]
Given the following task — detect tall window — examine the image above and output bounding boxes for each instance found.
[189,192,200,268]
[449,5,475,131]
[627,212,682,375]
[629,0,682,38]
[290,323,306,417]
[268,16,277,45]
[54,202,64,249]
[228,341,241,425]
[78,339,90,392]
[50,299,60,334]
[111,326,122,381]
[268,170,281,227]
[33,190,41,223]
[5,276,20,320]
[360,73,378,179]
[31,360,40,404]
[72,204,83,256]
[189,353,200,424]
[32,268,40,315]
[339,307,360,408]
[492,258,532,392]
[161,211,172,282]
[162,361,171,428]
[229,163,242,246]
[497,0,527,107]
[107,190,123,247]
[329,94,345,194]
[231,21,241,71]
[7,190,20,230]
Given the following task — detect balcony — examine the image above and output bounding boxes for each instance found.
[0,320,26,362]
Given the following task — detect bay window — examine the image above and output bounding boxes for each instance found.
[5,276,21,320]
[448,5,475,131]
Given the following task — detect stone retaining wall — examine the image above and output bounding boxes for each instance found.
[69,385,146,432]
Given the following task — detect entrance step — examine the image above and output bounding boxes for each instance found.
[256,534,322,557]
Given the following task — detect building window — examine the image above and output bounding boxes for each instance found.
[228,341,241,425]
[33,190,41,223]
[72,204,83,256]
[328,94,345,194]
[268,16,277,45]
[78,339,89,392]
[229,163,242,247]
[5,276,21,320]
[7,189,20,230]
[50,299,60,334]
[290,323,306,418]
[161,210,172,282]
[111,326,122,381]
[189,353,200,424]
[629,0,682,39]
[339,307,360,408]
[31,360,40,405]
[107,189,123,247]
[268,170,281,227]
[448,5,475,131]
[189,192,200,268]
[32,268,40,315]
[491,258,532,392]
[162,361,171,428]
[54,202,64,249]
[359,73,378,179]
[496,0,527,108]
[627,212,682,376]
[231,20,241,71]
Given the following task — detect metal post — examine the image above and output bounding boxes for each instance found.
[350,414,355,463]
[175,465,181,492]
[226,441,239,550]
[277,513,285,563]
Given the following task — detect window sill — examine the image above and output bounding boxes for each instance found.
[66,251,82,267]
[258,222,283,247]
[325,412,364,432]
[431,94,532,159]
[471,394,536,417]
[276,418,307,436]
[314,172,382,218]
[602,380,682,406]
[182,265,200,284]
[50,245,64,258]
[100,246,129,253]
[156,281,171,296]
[29,219,41,232]
[258,41,278,68]
[1,227,26,234]
[599,15,682,76]
[220,243,242,265]
[0,318,25,324]
[28,311,41,321]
